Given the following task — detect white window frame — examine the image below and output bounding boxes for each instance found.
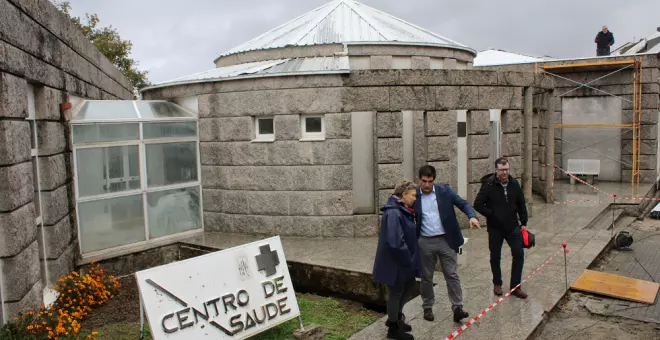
[253,116,275,142]
[26,84,44,226]
[0,260,4,326]
[490,109,502,161]
[72,114,204,259]
[300,114,325,141]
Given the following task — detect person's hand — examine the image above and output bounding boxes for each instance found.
[469,217,481,230]
[521,225,527,231]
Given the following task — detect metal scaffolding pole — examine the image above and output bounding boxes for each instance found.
[538,57,642,196]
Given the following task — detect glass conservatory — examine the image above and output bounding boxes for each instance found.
[70,100,202,256]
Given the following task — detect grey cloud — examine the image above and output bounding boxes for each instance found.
[66,0,659,84]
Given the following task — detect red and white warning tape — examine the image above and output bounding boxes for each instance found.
[553,199,601,205]
[550,164,612,196]
[550,163,659,202]
[445,246,567,340]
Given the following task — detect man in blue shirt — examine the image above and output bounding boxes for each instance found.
[413,165,482,323]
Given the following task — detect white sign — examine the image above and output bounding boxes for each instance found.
[135,236,300,339]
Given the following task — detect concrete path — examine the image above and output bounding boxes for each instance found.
[584,218,660,324]
[182,181,654,340]
[349,181,653,340]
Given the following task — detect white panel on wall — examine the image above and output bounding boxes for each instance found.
[174,96,199,115]
[349,56,370,70]
[561,97,622,181]
[392,56,412,69]
[430,57,444,69]
[457,110,468,197]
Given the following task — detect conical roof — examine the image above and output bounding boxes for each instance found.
[217,0,471,59]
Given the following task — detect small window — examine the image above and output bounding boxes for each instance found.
[300,115,325,141]
[254,117,274,142]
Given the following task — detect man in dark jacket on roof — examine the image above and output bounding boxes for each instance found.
[473,157,529,299]
[595,25,615,56]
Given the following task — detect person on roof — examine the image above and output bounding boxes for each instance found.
[372,180,421,340]
[595,25,615,56]
[473,157,529,299]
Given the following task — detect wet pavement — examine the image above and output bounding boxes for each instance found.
[349,181,654,340]
[584,218,660,324]
[181,180,654,340]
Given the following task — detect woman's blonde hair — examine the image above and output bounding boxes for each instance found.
[393,179,417,197]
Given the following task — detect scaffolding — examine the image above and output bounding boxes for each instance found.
[535,57,643,196]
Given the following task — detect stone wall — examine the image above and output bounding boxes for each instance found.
[532,90,555,198]
[377,111,404,207]
[214,43,475,69]
[0,0,132,324]
[143,69,552,237]
[552,64,659,183]
[482,54,660,185]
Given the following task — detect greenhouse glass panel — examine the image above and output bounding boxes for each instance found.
[72,123,139,144]
[74,101,139,120]
[78,194,145,253]
[136,101,195,119]
[147,186,201,239]
[146,142,198,187]
[143,122,197,139]
[76,146,140,197]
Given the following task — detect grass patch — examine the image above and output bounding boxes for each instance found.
[87,293,381,340]
[256,294,381,340]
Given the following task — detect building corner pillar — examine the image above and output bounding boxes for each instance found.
[544,90,556,203]
[523,87,534,214]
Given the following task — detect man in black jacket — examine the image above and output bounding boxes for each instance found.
[473,157,529,299]
[595,25,615,56]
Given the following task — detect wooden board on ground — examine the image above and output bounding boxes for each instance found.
[571,269,660,304]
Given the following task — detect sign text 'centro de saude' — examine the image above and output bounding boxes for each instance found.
[136,237,300,339]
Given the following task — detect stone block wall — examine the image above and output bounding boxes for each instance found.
[531,90,555,198]
[199,88,360,237]
[0,0,132,324]
[549,63,660,183]
[488,54,660,185]
[144,69,552,236]
[377,111,404,207]
[426,110,456,188]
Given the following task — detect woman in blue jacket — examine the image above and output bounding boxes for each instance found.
[372,180,421,340]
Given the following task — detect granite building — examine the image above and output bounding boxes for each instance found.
[141,0,554,238]
[0,0,132,324]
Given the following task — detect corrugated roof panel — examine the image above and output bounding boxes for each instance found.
[620,31,660,55]
[257,56,350,74]
[473,49,553,66]
[219,0,470,57]
[157,59,289,85]
[151,57,350,88]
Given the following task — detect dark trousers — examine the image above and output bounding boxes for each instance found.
[597,47,610,56]
[387,278,415,322]
[488,227,524,288]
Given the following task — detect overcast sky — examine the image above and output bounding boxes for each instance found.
[64,0,659,85]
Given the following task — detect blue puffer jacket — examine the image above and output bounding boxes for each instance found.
[372,195,422,287]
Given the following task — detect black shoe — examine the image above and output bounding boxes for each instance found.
[512,288,528,299]
[423,308,434,321]
[398,313,412,332]
[386,321,415,340]
[453,307,469,323]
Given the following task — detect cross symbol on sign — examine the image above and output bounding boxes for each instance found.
[255,244,280,277]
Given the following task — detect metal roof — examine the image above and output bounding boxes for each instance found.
[147,56,350,90]
[473,49,554,66]
[217,0,470,59]
[618,31,660,55]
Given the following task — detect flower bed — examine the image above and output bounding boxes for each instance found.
[0,262,120,340]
